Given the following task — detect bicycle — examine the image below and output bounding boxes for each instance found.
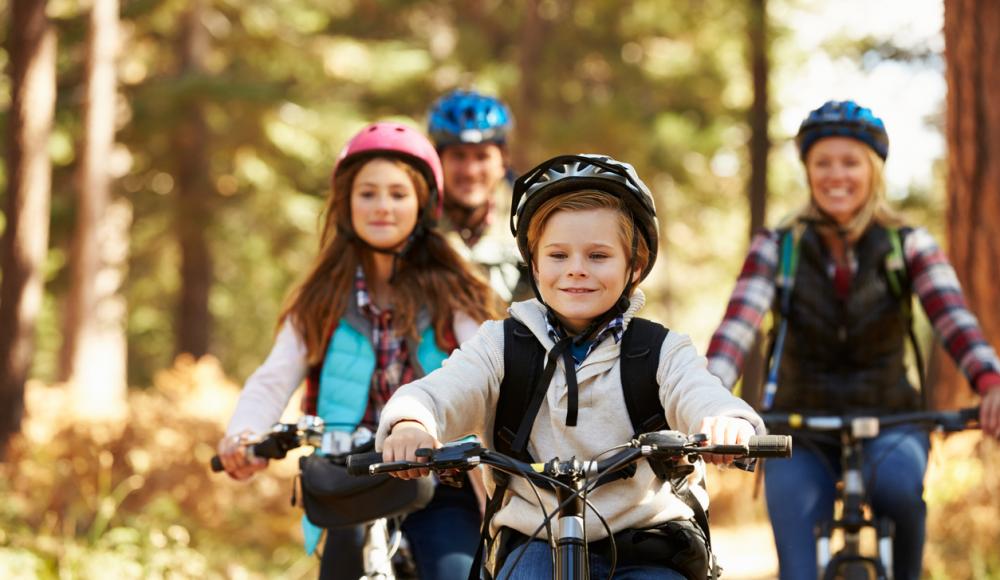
[760,407,980,580]
[211,416,433,580]
[347,430,792,580]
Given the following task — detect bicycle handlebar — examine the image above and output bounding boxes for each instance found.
[760,407,980,436]
[346,432,792,480]
[210,415,368,473]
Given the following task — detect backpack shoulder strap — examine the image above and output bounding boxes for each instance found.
[883,226,928,405]
[620,317,671,435]
[884,226,910,300]
[494,317,546,461]
[473,317,547,580]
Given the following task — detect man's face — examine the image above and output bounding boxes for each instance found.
[440,143,506,209]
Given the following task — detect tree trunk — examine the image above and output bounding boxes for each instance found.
[0,0,57,455]
[742,0,770,406]
[59,0,129,420]
[512,0,544,171]
[939,0,1000,408]
[174,0,214,359]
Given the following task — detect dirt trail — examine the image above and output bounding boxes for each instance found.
[711,522,778,580]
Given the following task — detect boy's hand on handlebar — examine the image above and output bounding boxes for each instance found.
[982,388,1000,438]
[383,420,440,480]
[217,431,268,481]
[697,416,756,465]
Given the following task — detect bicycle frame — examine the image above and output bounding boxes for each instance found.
[816,420,892,580]
[761,408,978,580]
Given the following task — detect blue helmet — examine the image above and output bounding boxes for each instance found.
[427,89,513,148]
[796,100,889,161]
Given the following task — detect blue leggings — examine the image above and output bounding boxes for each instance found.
[319,482,480,580]
[765,427,930,580]
[498,540,688,580]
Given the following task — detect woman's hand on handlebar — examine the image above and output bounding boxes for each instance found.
[382,420,440,480]
[697,416,757,465]
[217,430,268,481]
[982,387,1000,438]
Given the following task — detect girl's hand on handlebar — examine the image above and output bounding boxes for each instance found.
[382,420,440,480]
[982,387,1000,438]
[697,416,756,465]
[217,430,268,481]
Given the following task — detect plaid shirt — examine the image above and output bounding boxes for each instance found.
[546,311,625,367]
[706,227,1000,394]
[355,268,415,429]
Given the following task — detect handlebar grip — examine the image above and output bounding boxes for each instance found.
[252,437,286,460]
[748,434,792,458]
[347,451,384,476]
[210,455,224,472]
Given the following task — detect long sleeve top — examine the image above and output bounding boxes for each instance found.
[706,226,1000,395]
[376,290,766,540]
[225,312,482,438]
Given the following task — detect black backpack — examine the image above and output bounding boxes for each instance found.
[472,316,719,579]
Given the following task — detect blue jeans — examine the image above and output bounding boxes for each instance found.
[319,481,480,580]
[401,482,480,579]
[497,539,688,580]
[765,427,930,580]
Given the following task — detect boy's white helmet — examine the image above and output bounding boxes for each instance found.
[510,154,660,283]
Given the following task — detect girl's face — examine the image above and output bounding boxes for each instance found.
[805,137,873,226]
[532,208,635,334]
[350,158,420,251]
[440,143,506,209]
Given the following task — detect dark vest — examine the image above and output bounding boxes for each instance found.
[773,224,919,413]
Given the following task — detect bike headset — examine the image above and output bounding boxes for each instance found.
[333,122,445,280]
[511,153,659,342]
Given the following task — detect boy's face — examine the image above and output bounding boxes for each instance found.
[532,208,634,334]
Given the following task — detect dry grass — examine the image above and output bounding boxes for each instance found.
[0,356,317,580]
[1,359,997,579]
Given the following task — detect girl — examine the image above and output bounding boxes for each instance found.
[706,100,1000,580]
[378,154,765,579]
[217,122,501,579]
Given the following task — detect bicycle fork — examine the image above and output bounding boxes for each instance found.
[817,449,894,580]
[362,518,397,580]
[554,479,589,580]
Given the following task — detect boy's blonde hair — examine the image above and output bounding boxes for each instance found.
[525,189,650,278]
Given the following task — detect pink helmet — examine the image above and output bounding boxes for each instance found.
[334,122,444,221]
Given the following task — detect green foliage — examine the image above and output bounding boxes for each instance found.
[18,0,945,387]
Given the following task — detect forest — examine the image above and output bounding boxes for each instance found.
[1,0,998,578]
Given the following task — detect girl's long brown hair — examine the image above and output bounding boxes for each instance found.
[280,155,502,364]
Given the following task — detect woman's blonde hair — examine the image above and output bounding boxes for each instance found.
[280,155,501,364]
[791,144,904,239]
[525,189,650,282]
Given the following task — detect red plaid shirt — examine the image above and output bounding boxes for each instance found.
[354,268,416,430]
[707,227,1000,395]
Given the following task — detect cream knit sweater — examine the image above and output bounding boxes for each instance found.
[376,290,765,540]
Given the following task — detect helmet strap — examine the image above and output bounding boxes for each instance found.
[348,223,427,284]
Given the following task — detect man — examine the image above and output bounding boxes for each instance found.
[428,89,529,303]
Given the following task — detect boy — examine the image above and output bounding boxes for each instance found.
[378,154,764,579]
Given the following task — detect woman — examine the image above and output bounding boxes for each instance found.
[706,100,1000,580]
[217,122,501,579]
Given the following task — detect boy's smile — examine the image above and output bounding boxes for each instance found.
[532,208,635,334]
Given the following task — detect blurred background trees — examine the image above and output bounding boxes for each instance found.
[3,0,799,402]
[2,0,999,577]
